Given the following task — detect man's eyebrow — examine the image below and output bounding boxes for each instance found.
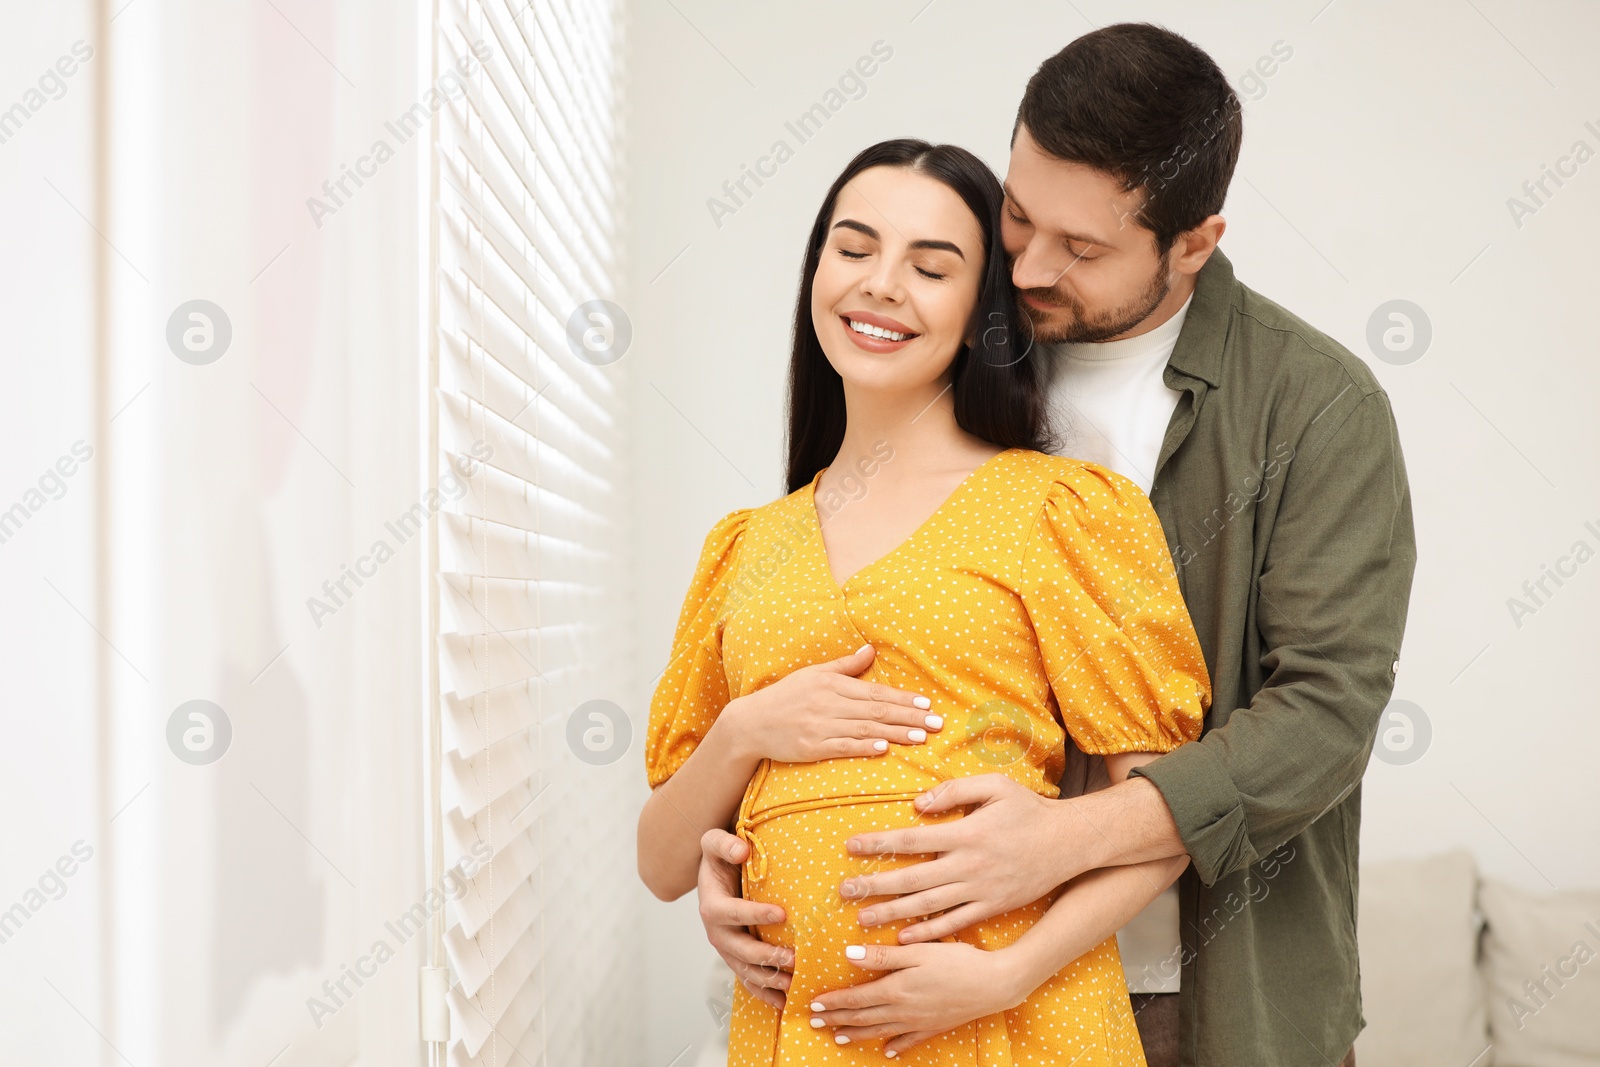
[1001,184,1115,249]
[831,218,966,260]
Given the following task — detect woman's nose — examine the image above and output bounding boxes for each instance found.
[858,258,905,303]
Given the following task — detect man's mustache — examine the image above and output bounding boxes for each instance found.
[1019,288,1069,308]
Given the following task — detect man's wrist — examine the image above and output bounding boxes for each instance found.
[1046,793,1105,885]
[1115,774,1188,864]
[1051,777,1186,879]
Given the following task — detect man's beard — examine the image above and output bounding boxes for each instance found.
[1019,262,1171,345]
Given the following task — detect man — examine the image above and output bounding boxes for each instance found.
[695,22,1415,1066]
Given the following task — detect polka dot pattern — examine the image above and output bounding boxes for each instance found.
[647,448,1212,1066]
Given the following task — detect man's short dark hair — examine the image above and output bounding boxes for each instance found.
[1014,23,1242,253]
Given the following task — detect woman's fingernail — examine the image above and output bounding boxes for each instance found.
[908,728,926,743]
[810,1001,826,1012]
[767,908,784,922]
[845,945,866,960]
[859,909,875,924]
[873,739,888,752]
[887,1050,898,1058]
[857,644,872,655]
[912,696,931,709]
[810,1016,825,1028]
[835,1034,851,1044]
[925,714,943,729]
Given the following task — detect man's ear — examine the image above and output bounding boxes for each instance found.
[1171,214,1226,277]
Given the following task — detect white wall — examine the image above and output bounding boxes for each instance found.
[624,1,1600,1061]
[0,4,101,1064]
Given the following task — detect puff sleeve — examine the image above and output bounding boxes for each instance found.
[1019,463,1210,755]
[644,508,751,788]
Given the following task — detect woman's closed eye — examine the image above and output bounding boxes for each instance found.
[836,247,948,280]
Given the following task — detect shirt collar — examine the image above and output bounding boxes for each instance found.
[1165,246,1235,389]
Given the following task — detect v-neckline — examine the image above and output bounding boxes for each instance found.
[806,448,1014,593]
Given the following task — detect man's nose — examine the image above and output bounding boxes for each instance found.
[1010,240,1067,292]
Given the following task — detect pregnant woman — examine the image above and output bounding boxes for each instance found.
[638,140,1211,1065]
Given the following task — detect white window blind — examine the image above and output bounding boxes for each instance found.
[427,1,633,1065]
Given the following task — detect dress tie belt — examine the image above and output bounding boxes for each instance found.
[734,759,929,885]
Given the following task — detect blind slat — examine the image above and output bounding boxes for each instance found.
[440,269,622,434]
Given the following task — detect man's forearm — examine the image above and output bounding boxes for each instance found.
[1006,853,1190,994]
[1048,776,1189,884]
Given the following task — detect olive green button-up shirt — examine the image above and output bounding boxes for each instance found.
[1127,249,1417,1065]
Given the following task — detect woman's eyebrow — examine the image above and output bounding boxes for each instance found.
[832,218,966,260]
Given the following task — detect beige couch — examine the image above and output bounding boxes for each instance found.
[1356,851,1600,1067]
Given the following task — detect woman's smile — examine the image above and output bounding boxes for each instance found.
[839,311,921,353]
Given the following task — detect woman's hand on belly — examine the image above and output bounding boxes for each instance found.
[807,940,1031,1055]
[722,643,943,764]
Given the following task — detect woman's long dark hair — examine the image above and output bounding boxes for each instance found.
[784,139,1053,494]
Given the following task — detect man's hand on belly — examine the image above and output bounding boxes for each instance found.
[839,773,1071,941]
[842,766,1189,942]
[697,828,794,1009]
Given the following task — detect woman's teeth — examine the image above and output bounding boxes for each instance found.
[847,318,913,342]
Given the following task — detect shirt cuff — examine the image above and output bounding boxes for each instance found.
[1130,740,1257,886]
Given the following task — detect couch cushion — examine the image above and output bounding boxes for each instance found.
[1481,878,1600,1067]
[1355,851,1491,1067]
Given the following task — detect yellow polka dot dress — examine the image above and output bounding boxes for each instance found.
[647,448,1211,1066]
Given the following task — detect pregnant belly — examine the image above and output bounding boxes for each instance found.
[730,791,1141,1066]
[740,797,1054,984]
